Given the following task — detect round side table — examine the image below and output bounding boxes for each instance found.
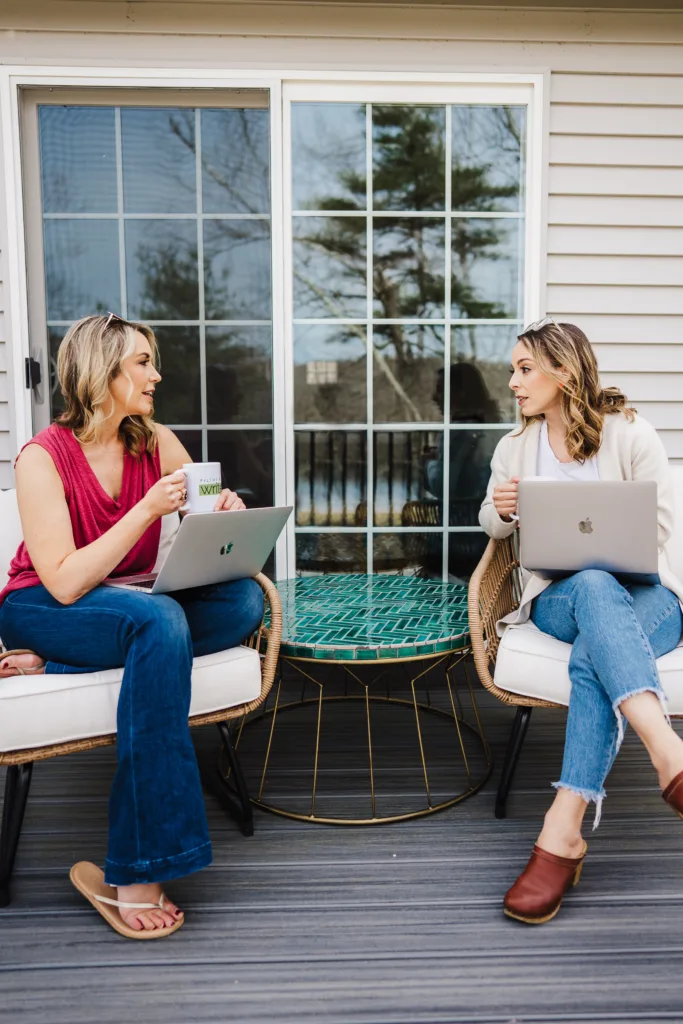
[222,573,491,825]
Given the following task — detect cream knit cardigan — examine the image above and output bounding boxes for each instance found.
[478,412,683,635]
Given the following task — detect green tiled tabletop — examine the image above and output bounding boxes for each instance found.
[271,574,470,661]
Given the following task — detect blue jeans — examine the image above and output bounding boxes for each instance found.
[0,579,264,885]
[531,570,682,825]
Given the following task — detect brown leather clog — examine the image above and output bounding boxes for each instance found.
[662,770,683,820]
[504,841,588,925]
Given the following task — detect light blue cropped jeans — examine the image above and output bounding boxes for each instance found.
[531,569,683,826]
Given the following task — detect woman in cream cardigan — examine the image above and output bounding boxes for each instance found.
[480,319,683,925]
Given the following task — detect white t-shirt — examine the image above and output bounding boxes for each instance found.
[536,420,600,481]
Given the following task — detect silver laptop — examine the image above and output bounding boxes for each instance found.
[518,480,658,582]
[104,505,292,594]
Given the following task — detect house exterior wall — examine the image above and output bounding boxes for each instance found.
[1,2,682,482]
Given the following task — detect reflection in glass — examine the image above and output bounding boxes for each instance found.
[175,430,203,463]
[206,326,272,424]
[153,326,201,425]
[125,219,198,320]
[373,106,445,212]
[121,108,196,214]
[48,327,67,418]
[448,531,489,583]
[294,325,366,424]
[293,217,366,320]
[451,218,523,320]
[295,431,366,527]
[374,430,440,527]
[202,108,270,215]
[207,430,273,508]
[373,325,443,423]
[204,219,271,321]
[373,219,445,319]
[451,106,526,213]
[39,107,117,214]
[44,220,120,321]
[292,103,366,211]
[373,533,440,578]
[447,428,508,525]
[452,324,519,422]
[296,534,366,575]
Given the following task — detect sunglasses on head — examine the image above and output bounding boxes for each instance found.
[522,316,557,334]
[103,311,130,330]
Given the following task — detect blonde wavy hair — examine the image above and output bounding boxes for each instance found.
[56,314,159,457]
[516,321,635,462]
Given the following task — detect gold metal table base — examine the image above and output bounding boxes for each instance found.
[219,649,491,825]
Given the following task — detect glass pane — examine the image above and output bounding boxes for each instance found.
[373,105,445,212]
[206,326,272,424]
[292,103,366,211]
[448,428,508,525]
[451,218,523,320]
[448,531,489,583]
[44,220,120,321]
[374,533,441,578]
[207,430,273,508]
[39,107,117,214]
[373,430,441,527]
[373,218,445,319]
[295,430,366,527]
[202,108,270,214]
[296,534,366,575]
[121,108,196,214]
[294,325,366,424]
[451,106,526,213]
[293,216,366,320]
[175,429,203,463]
[451,325,519,423]
[48,326,67,417]
[153,326,201,425]
[373,325,443,423]
[125,219,198,320]
[204,219,271,320]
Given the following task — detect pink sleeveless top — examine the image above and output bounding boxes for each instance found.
[0,424,162,606]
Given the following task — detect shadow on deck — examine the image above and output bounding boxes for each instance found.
[1,661,683,1024]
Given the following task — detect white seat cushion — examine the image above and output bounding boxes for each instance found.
[495,620,683,715]
[0,645,261,753]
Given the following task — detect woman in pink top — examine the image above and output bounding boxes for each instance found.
[0,314,265,938]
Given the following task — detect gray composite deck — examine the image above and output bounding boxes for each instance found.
[2,661,683,1024]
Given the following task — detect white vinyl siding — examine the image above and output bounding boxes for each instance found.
[548,72,683,460]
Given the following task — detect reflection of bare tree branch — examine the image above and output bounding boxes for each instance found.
[294,268,423,422]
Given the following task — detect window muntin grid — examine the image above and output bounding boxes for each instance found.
[38,103,275,534]
[291,101,526,578]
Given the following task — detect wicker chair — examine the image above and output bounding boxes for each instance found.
[468,467,683,820]
[0,489,282,907]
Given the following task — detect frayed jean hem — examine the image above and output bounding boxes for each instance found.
[613,684,669,751]
[552,781,606,830]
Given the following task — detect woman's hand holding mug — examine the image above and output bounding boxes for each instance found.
[141,470,187,519]
[214,488,246,512]
[493,476,520,522]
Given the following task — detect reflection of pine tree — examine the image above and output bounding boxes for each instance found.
[295,105,523,422]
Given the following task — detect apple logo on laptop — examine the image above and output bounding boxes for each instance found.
[220,542,234,555]
[578,518,593,535]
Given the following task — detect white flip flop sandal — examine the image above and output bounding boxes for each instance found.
[0,649,46,678]
[70,861,184,940]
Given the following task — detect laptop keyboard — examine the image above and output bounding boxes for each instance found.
[134,579,156,590]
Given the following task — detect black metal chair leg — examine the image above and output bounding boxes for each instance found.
[199,723,254,837]
[0,762,34,908]
[495,707,532,820]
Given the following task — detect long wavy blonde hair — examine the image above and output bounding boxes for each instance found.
[516,321,635,462]
[56,314,159,457]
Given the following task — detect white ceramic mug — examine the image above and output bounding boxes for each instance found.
[180,462,222,514]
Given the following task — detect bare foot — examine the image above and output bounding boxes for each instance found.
[116,883,184,932]
[0,653,45,677]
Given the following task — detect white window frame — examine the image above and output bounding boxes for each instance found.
[0,66,547,579]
